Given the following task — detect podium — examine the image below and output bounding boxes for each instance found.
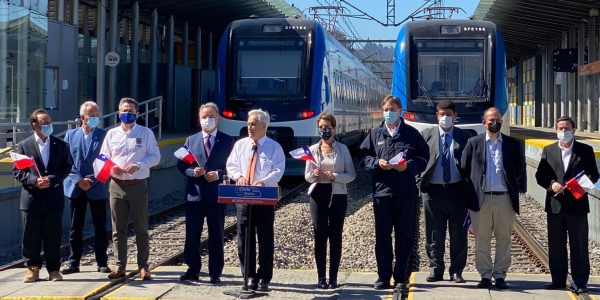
[219,184,279,298]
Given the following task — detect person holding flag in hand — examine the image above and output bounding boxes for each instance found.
[297,114,355,289]
[175,102,234,283]
[535,116,599,293]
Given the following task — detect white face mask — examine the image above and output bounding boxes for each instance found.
[557,130,574,144]
[200,117,216,131]
[438,115,454,129]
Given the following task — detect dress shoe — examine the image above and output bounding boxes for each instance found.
[97,266,111,273]
[426,274,443,282]
[140,268,151,280]
[49,271,63,282]
[450,273,466,283]
[477,278,492,288]
[245,277,257,290]
[328,279,338,289]
[23,266,40,283]
[317,277,328,289]
[543,282,566,290]
[107,269,126,279]
[60,266,80,275]
[373,278,392,289]
[395,283,409,293]
[570,285,589,294]
[209,276,222,284]
[495,278,508,289]
[257,279,269,292]
[179,272,199,281]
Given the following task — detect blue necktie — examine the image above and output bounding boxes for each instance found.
[442,133,451,183]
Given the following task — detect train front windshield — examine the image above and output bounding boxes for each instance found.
[233,39,306,99]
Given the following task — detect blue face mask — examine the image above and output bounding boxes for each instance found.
[384,111,399,125]
[41,124,53,137]
[119,112,136,124]
[86,117,100,128]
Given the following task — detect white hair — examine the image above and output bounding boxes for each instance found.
[79,101,100,116]
[248,109,270,128]
[199,102,220,114]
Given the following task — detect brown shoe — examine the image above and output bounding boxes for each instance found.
[107,269,126,279]
[49,271,63,282]
[23,266,40,283]
[140,268,151,280]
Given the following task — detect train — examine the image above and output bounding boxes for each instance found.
[215,17,388,175]
[392,19,509,135]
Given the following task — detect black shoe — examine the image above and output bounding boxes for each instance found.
[477,278,492,288]
[570,285,588,294]
[374,279,392,289]
[544,282,566,290]
[60,266,80,275]
[394,282,409,293]
[245,277,257,290]
[317,277,328,289]
[97,266,111,273]
[495,278,508,289]
[329,279,338,289]
[426,274,443,282]
[257,279,269,292]
[450,273,465,283]
[179,272,199,281]
[209,276,221,284]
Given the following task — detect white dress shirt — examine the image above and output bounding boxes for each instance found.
[226,136,285,187]
[484,132,508,192]
[559,142,573,171]
[34,133,50,168]
[100,124,161,180]
[385,119,401,137]
[202,130,217,152]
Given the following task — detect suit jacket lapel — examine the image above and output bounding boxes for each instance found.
[432,129,440,158]
[85,129,101,159]
[548,143,565,181]
[564,142,578,177]
[28,136,46,174]
[189,134,207,167]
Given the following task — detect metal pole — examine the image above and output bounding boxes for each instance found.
[167,15,175,128]
[150,8,158,98]
[96,0,107,113]
[547,41,555,127]
[108,0,118,112]
[72,0,79,26]
[588,15,596,132]
[183,22,189,67]
[577,22,585,130]
[568,27,576,118]
[57,0,65,21]
[196,26,202,70]
[208,31,213,71]
[554,38,561,122]
[131,1,139,99]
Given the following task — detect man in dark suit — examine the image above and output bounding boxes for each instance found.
[12,109,72,282]
[420,100,472,283]
[461,107,525,289]
[61,101,110,275]
[177,102,235,283]
[535,116,599,294]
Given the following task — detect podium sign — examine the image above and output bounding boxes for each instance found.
[218,185,279,205]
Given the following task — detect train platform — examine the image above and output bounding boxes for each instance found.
[511,126,600,153]
[1,266,598,300]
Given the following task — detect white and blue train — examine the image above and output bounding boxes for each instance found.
[216,18,388,175]
[392,19,509,135]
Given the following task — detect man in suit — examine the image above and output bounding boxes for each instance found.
[535,116,599,293]
[12,109,72,282]
[177,102,235,283]
[61,101,110,275]
[420,100,472,283]
[461,107,525,289]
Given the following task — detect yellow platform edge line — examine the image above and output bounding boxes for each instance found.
[407,272,416,300]
[512,133,600,158]
[158,138,186,148]
[0,296,84,300]
[82,281,118,299]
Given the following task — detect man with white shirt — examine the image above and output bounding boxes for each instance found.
[226,109,285,292]
[100,97,161,280]
[535,116,599,293]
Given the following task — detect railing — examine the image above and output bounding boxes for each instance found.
[97,96,163,140]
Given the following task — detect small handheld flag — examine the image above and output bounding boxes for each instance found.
[93,154,115,183]
[565,171,596,200]
[289,146,317,164]
[9,152,35,170]
[389,150,407,166]
[463,211,474,235]
[174,145,197,165]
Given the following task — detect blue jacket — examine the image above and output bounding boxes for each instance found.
[63,127,108,200]
[360,120,429,198]
[177,131,235,203]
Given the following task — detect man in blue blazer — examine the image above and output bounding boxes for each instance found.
[177,102,235,283]
[61,101,111,275]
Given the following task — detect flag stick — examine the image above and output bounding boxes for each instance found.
[32,158,42,178]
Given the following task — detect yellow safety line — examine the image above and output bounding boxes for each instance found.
[158,138,186,148]
[407,272,416,300]
[512,133,600,158]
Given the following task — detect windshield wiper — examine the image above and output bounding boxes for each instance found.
[416,79,435,107]
[466,78,487,107]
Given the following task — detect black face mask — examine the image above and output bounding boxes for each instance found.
[319,127,333,140]
[487,121,502,133]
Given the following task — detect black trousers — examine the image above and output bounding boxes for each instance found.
[547,211,590,287]
[67,194,108,268]
[21,209,63,272]
[236,204,275,283]
[184,200,225,277]
[422,183,467,277]
[373,193,416,284]
[309,183,347,280]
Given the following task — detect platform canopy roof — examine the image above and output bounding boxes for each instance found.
[474,0,599,64]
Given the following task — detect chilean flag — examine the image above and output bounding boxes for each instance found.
[174,145,196,165]
[9,152,35,170]
[463,211,474,235]
[93,154,115,183]
[289,146,316,164]
[565,171,596,200]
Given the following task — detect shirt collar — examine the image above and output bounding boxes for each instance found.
[82,127,95,135]
[118,123,136,133]
[558,141,574,153]
[385,118,402,136]
[253,135,267,147]
[485,132,502,143]
[34,133,48,145]
[202,130,217,139]
[438,126,453,137]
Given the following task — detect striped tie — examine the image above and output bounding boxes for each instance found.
[442,133,451,183]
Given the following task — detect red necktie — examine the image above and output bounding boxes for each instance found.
[204,135,212,156]
[246,143,258,185]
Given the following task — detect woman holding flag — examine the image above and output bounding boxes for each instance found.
[295,113,355,289]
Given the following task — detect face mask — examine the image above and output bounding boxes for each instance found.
[487,120,502,134]
[41,124,53,137]
[119,112,137,124]
[384,111,399,125]
[439,115,453,129]
[86,117,100,128]
[557,130,574,144]
[319,127,333,140]
[200,117,216,131]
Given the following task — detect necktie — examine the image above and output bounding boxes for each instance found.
[442,133,451,183]
[204,135,212,156]
[246,143,258,185]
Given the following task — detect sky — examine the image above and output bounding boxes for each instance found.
[289,0,480,41]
